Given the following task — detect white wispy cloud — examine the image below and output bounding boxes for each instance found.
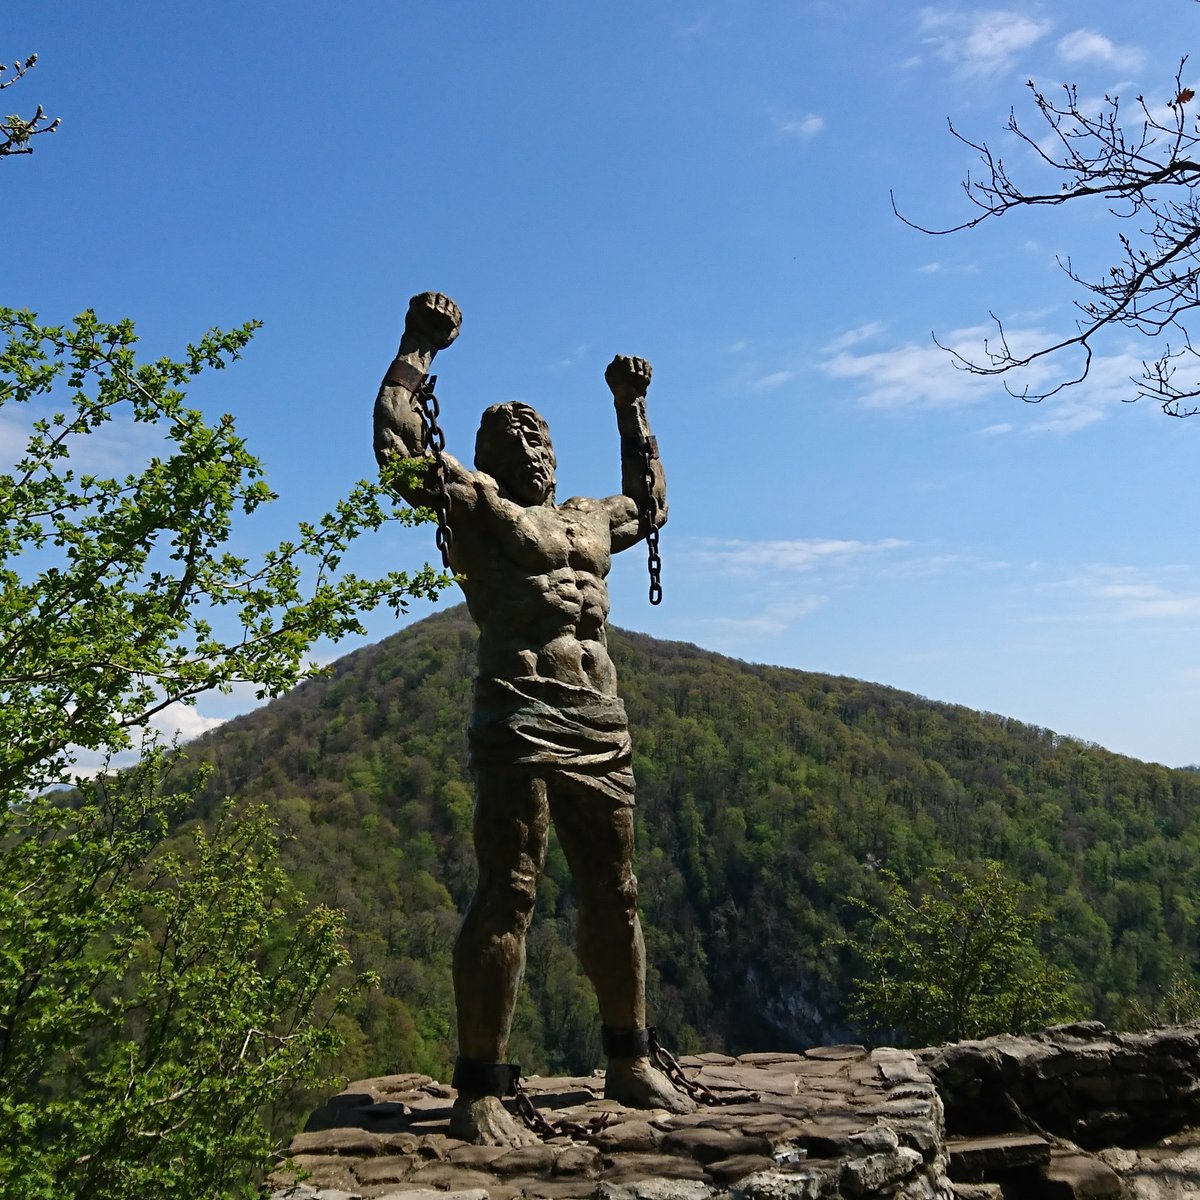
[749,369,796,392]
[674,10,711,38]
[1020,346,1150,433]
[821,320,1148,433]
[65,701,229,780]
[1022,398,1106,435]
[1057,29,1145,72]
[878,551,997,581]
[1027,87,1140,159]
[695,597,827,639]
[152,701,227,743]
[0,415,29,462]
[1050,565,1200,622]
[1140,78,1200,131]
[918,7,1053,77]
[821,324,998,410]
[685,536,909,575]
[822,322,886,354]
[672,538,987,651]
[776,113,825,139]
[547,344,590,372]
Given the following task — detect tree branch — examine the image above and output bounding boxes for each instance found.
[898,58,1200,412]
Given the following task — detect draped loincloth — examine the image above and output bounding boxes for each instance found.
[468,676,635,807]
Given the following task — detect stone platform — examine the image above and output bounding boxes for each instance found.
[270,1047,951,1200]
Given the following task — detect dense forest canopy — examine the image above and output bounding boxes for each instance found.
[185,605,1200,1079]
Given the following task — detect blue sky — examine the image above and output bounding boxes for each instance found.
[7,2,1200,767]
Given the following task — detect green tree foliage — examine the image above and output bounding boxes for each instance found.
[0,309,441,792]
[1,760,354,1197]
[840,862,1082,1045]
[1115,960,1200,1030]
[0,308,445,1197]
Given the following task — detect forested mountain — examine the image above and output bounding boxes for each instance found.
[183,605,1200,1081]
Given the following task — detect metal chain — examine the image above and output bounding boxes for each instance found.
[648,1030,755,1107]
[415,373,454,569]
[512,1079,615,1143]
[507,1036,754,1144]
[639,436,663,606]
[512,1080,560,1140]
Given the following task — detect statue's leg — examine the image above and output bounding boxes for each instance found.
[549,792,644,1026]
[551,790,696,1114]
[450,765,547,1147]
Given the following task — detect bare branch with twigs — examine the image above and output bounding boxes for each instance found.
[1,53,60,158]
[897,58,1200,415]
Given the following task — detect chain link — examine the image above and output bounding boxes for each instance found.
[512,1080,616,1143]
[415,373,454,569]
[647,1030,735,1107]
[505,1036,754,1145]
[512,1080,560,1140]
[639,437,663,605]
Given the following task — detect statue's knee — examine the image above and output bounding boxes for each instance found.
[511,875,538,924]
[585,869,638,918]
[476,869,538,928]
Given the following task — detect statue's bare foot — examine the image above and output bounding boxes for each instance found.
[604,1057,698,1113]
[449,1095,538,1147]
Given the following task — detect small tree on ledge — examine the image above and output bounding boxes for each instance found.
[842,861,1082,1046]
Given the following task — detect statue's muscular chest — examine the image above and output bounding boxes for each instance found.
[470,499,611,579]
[453,489,609,578]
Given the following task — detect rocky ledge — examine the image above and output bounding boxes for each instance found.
[271,1024,1200,1200]
[269,1046,950,1200]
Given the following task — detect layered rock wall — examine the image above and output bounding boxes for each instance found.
[919,1020,1200,1148]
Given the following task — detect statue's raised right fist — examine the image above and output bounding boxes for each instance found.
[405,292,462,352]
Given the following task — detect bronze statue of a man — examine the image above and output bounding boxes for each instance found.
[373,291,695,1146]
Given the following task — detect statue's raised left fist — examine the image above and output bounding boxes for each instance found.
[605,355,652,400]
[405,292,463,352]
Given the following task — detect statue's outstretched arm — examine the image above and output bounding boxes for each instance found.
[373,292,469,507]
[605,355,667,553]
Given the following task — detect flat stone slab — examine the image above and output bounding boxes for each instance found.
[269,1049,950,1199]
[1040,1148,1124,1200]
[946,1134,1051,1182]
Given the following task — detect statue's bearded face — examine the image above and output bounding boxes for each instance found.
[475,403,556,505]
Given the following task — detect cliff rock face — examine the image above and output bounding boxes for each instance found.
[919,1020,1200,1148]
